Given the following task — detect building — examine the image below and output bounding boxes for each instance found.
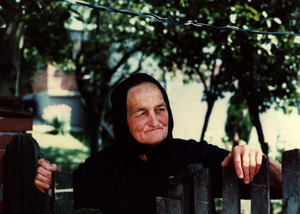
[23,63,85,133]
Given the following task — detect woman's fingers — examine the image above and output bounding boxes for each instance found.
[35,158,61,193]
[51,163,62,172]
[223,145,263,184]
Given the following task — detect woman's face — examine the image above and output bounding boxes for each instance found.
[126,83,169,146]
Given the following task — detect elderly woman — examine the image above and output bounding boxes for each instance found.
[35,73,281,213]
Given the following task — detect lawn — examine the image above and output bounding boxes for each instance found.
[31,130,90,171]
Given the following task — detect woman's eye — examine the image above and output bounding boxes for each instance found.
[156,108,166,113]
[139,111,146,116]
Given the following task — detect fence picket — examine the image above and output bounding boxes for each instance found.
[156,197,183,214]
[3,135,51,214]
[250,156,270,214]
[282,149,300,214]
[222,162,241,214]
[52,171,74,214]
[193,167,212,214]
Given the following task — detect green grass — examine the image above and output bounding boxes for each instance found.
[30,130,91,171]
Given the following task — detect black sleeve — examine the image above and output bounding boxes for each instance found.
[170,139,229,169]
[170,139,230,197]
[73,155,101,210]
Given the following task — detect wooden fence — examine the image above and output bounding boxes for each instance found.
[3,135,51,214]
[156,157,272,214]
[3,135,300,213]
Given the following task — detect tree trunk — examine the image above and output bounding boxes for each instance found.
[86,108,101,155]
[0,22,24,96]
[246,97,269,154]
[83,87,109,155]
[200,96,216,141]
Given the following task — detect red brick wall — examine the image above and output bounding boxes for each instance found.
[31,64,78,93]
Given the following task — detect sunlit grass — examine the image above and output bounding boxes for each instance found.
[31,130,89,151]
[29,129,90,171]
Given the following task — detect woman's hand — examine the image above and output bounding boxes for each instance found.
[34,158,61,193]
[221,145,263,184]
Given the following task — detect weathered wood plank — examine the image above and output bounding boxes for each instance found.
[282,149,300,214]
[223,162,240,214]
[167,174,192,214]
[52,171,74,214]
[250,156,270,214]
[166,164,204,214]
[156,197,183,214]
[3,135,51,214]
[194,167,212,214]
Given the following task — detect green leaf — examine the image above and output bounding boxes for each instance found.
[246,6,260,21]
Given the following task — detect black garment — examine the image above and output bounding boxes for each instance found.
[73,139,229,213]
[73,73,229,213]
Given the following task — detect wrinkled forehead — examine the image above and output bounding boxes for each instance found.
[127,82,161,97]
[111,74,165,108]
[126,83,165,108]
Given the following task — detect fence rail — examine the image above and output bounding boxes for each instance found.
[3,136,300,214]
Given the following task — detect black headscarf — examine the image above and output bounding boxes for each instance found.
[110,73,174,156]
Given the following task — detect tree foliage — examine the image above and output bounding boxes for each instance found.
[140,0,299,153]
[1,0,299,154]
[1,0,167,153]
[0,0,73,95]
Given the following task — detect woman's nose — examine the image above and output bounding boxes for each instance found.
[148,112,159,126]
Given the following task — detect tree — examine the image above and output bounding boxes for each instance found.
[141,0,299,154]
[0,0,73,96]
[1,0,159,153]
[0,0,32,96]
[2,0,298,155]
[140,0,239,141]
[221,1,299,153]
